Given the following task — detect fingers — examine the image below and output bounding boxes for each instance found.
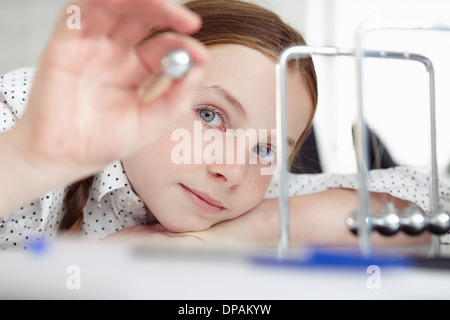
[144,65,204,117]
[103,0,201,34]
[109,32,208,89]
[155,66,204,110]
[146,1,202,35]
[104,0,202,45]
[107,15,150,47]
[138,66,204,143]
[55,0,201,42]
[136,32,209,76]
[106,2,201,47]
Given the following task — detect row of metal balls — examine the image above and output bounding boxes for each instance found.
[347,203,450,236]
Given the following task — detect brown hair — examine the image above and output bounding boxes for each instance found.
[59,0,318,233]
[60,177,94,232]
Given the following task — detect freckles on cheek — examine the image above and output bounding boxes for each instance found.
[246,175,272,199]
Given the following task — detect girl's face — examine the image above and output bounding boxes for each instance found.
[122,44,312,232]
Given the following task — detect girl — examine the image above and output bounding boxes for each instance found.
[1,0,448,250]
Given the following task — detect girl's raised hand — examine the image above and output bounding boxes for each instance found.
[15,0,208,180]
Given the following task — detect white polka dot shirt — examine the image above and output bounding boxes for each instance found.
[1,68,450,251]
[0,68,148,250]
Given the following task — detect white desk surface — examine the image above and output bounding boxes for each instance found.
[1,241,450,299]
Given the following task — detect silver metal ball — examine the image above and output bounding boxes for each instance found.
[372,203,400,236]
[346,210,373,236]
[399,204,426,235]
[346,210,359,236]
[162,49,192,79]
[427,209,450,235]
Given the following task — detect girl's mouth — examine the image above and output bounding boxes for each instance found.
[180,184,225,214]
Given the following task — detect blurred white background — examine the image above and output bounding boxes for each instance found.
[1,0,449,175]
[0,0,67,75]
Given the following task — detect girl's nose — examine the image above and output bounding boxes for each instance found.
[206,162,248,188]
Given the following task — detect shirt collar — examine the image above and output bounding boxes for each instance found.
[0,67,35,119]
[92,161,134,206]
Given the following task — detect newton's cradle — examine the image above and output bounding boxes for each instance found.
[276,17,450,258]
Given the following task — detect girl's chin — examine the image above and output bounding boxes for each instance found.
[164,224,212,233]
[152,214,214,233]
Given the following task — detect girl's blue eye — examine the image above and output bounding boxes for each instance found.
[199,108,223,128]
[253,145,276,164]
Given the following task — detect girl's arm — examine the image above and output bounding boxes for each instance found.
[191,189,431,248]
[106,189,431,248]
[0,0,208,218]
[0,129,72,218]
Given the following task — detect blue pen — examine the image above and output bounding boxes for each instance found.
[27,237,49,255]
[250,248,448,270]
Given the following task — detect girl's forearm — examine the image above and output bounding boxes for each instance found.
[203,188,431,248]
[0,129,82,218]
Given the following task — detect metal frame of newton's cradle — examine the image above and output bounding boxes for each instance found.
[276,17,450,258]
